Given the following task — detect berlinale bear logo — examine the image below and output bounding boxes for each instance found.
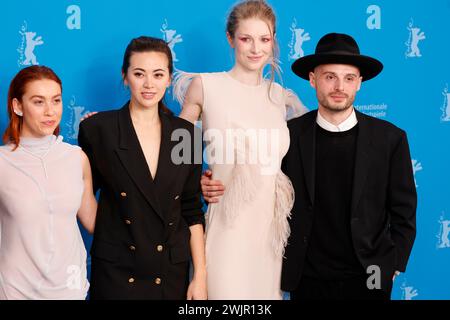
[288,18,310,60]
[161,19,183,63]
[405,19,425,58]
[17,21,44,66]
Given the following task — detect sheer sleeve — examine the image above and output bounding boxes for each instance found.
[172,69,199,105]
[284,88,308,120]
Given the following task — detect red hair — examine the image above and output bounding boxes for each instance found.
[3,65,62,150]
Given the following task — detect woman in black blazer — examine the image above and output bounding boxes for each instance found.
[78,36,206,300]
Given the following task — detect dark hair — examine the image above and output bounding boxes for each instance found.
[122,36,173,115]
[3,65,62,150]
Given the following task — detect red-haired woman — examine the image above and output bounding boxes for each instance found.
[0,65,97,299]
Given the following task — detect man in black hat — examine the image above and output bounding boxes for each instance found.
[281,32,417,300]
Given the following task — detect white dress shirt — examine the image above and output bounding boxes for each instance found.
[316,108,358,132]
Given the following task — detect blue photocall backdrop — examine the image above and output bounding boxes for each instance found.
[0,0,449,299]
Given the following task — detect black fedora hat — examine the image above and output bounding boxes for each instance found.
[291,33,383,81]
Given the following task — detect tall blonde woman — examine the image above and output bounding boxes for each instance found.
[175,0,307,299]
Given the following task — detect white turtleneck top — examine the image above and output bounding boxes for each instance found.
[0,135,89,300]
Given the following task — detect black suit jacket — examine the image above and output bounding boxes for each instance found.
[78,103,204,299]
[281,110,417,292]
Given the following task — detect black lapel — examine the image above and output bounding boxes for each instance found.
[351,110,372,217]
[297,110,317,204]
[114,102,164,221]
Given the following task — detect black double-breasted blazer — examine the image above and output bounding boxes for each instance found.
[281,110,417,292]
[78,103,204,300]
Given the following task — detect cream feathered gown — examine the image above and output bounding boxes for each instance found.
[187,72,305,299]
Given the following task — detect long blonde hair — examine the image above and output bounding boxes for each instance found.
[172,1,283,107]
[226,0,281,94]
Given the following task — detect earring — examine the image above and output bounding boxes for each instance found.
[14,109,23,117]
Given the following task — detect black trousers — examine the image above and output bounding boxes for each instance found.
[290,275,392,300]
